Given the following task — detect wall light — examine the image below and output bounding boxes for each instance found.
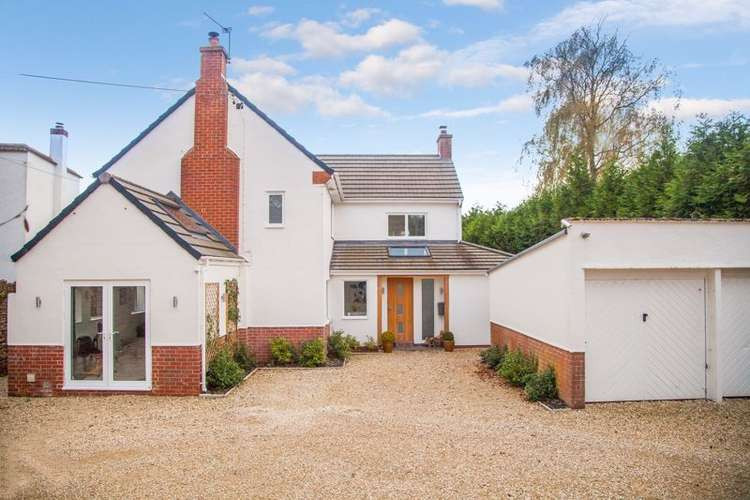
[581,232,591,239]
[35,296,42,308]
[172,296,178,308]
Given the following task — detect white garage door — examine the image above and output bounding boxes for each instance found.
[722,276,750,397]
[586,278,706,402]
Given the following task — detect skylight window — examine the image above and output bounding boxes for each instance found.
[388,246,430,257]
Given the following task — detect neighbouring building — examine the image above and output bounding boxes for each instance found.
[1,123,82,375]
[488,219,750,408]
[0,124,82,281]
[7,33,508,396]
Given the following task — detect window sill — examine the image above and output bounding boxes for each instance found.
[342,316,368,320]
[63,383,151,391]
[265,224,285,229]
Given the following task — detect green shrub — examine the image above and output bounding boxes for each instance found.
[299,338,327,367]
[270,337,296,365]
[233,343,256,372]
[381,331,395,343]
[364,336,378,351]
[442,331,454,342]
[497,349,538,386]
[524,367,558,401]
[344,334,360,351]
[480,345,506,369]
[207,347,244,390]
[328,330,352,360]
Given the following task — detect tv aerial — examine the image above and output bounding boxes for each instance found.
[203,12,232,62]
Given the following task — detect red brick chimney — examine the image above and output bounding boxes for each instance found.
[437,125,452,160]
[181,32,240,248]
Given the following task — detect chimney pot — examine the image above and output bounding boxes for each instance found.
[208,31,220,45]
[436,126,452,160]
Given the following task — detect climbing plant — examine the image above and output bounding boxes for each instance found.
[225,279,240,340]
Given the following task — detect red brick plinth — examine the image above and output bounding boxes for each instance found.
[490,322,585,409]
[8,345,201,396]
[238,324,331,365]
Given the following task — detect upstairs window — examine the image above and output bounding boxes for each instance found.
[387,214,426,237]
[267,192,284,226]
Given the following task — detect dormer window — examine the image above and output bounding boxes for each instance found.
[387,214,426,238]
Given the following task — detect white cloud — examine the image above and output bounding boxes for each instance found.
[443,0,503,10]
[230,57,386,118]
[533,0,750,39]
[232,56,296,76]
[247,5,274,16]
[649,97,750,120]
[263,18,421,58]
[340,43,527,95]
[420,94,533,118]
[341,8,381,28]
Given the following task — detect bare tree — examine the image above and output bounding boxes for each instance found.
[524,23,672,187]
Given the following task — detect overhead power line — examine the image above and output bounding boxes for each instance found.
[18,73,188,92]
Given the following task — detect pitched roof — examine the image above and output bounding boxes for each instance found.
[330,240,510,272]
[316,154,463,201]
[0,143,82,178]
[12,174,242,262]
[92,86,333,177]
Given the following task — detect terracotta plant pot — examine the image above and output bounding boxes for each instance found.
[382,341,394,353]
[443,340,455,352]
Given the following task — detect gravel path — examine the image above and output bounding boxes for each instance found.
[1,350,749,498]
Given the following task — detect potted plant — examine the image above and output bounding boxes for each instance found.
[442,331,455,352]
[381,331,395,353]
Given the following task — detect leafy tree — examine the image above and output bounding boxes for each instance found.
[524,23,670,187]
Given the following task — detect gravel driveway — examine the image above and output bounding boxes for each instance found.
[1,349,749,498]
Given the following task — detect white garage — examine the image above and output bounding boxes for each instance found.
[488,219,750,408]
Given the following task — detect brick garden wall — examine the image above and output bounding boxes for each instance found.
[7,345,201,397]
[0,280,14,376]
[238,324,331,365]
[490,322,585,409]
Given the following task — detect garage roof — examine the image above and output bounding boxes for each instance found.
[316,155,463,201]
[11,174,242,262]
[330,240,510,272]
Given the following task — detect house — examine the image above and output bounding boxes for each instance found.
[7,33,507,396]
[488,219,750,408]
[0,124,82,281]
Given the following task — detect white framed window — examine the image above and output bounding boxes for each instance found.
[266,191,285,227]
[344,281,367,318]
[387,213,426,238]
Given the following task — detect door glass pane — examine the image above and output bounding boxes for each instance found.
[388,215,406,236]
[71,286,103,380]
[397,322,404,333]
[422,279,435,339]
[408,215,425,236]
[112,286,146,381]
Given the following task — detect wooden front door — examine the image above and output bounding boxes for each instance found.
[387,278,413,344]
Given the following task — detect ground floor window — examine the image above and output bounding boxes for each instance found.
[67,282,149,389]
[344,281,367,317]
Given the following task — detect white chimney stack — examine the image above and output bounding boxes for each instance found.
[49,122,68,169]
[49,122,68,213]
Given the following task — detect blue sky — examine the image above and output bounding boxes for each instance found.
[2,0,749,209]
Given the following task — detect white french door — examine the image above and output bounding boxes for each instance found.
[64,281,150,390]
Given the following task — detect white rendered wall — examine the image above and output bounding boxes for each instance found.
[489,235,575,351]
[0,152,27,281]
[228,101,331,327]
[8,184,200,347]
[449,275,491,345]
[333,202,461,241]
[102,95,194,195]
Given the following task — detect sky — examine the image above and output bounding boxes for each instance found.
[2,0,749,210]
